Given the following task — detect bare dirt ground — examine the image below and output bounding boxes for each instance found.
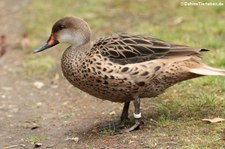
[0,1,152,148]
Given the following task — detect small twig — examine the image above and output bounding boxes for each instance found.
[3,145,18,149]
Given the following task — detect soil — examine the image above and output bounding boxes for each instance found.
[0,1,153,149]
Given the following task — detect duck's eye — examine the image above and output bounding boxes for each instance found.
[58,25,65,30]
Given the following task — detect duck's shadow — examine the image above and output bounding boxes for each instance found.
[71,114,159,140]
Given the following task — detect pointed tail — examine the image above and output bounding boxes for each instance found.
[190,65,225,76]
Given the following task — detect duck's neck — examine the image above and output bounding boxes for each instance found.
[62,42,92,66]
[61,42,92,82]
[70,41,92,53]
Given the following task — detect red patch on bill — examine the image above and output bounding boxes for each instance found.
[47,36,56,46]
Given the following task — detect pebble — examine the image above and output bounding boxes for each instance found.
[65,137,79,143]
[34,142,42,148]
[33,81,44,89]
[109,111,116,116]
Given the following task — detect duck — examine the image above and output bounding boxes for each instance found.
[34,16,225,132]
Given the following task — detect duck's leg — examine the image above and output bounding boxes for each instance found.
[120,102,130,122]
[116,102,130,129]
[126,96,143,132]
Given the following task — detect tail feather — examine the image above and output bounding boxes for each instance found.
[190,65,225,76]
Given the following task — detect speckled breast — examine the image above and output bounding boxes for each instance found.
[61,49,135,102]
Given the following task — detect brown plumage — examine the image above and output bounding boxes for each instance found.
[34,16,225,132]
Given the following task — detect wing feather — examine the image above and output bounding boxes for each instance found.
[92,33,206,65]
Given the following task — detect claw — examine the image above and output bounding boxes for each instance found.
[119,119,144,133]
[126,119,144,132]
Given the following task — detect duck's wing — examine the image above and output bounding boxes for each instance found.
[93,33,207,65]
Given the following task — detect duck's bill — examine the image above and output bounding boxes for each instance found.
[33,35,59,53]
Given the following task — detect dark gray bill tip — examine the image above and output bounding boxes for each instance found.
[33,43,49,53]
[33,35,59,53]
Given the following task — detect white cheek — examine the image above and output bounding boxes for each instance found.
[58,32,75,43]
[58,31,83,47]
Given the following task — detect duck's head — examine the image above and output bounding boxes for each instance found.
[34,16,91,53]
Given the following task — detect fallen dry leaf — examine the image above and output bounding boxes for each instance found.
[202,117,225,123]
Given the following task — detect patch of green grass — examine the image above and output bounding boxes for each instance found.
[22,0,225,49]
[146,120,225,148]
[72,88,82,94]
[142,81,225,148]
[21,0,107,48]
[26,135,45,143]
[61,113,75,119]
[153,84,225,120]
[23,55,56,75]
[31,103,42,109]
